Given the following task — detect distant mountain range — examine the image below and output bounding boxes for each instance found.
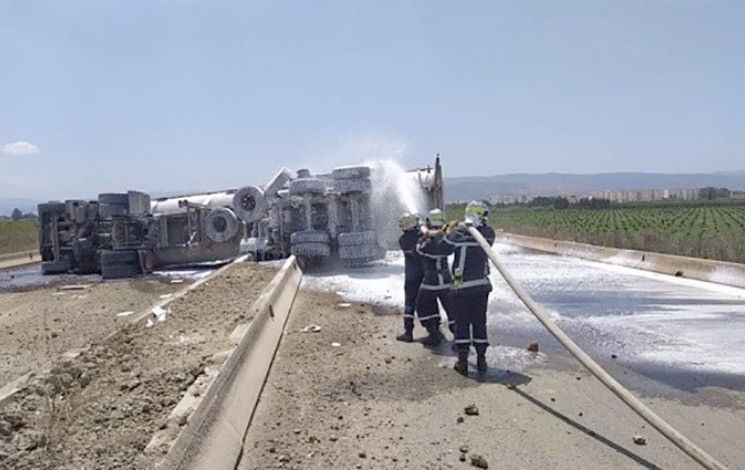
[443,171,745,202]
[3,172,745,215]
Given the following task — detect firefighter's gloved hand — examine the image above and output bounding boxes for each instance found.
[445,220,459,233]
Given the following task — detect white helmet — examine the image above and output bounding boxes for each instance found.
[426,209,446,229]
[398,212,419,231]
[464,200,489,226]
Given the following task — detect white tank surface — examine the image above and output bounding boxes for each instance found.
[150,191,237,215]
[409,167,437,190]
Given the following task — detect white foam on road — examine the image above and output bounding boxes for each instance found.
[303,245,745,376]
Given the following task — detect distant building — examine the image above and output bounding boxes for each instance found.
[590,188,699,202]
[490,194,534,205]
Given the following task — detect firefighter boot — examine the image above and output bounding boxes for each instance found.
[422,326,442,348]
[476,346,488,372]
[454,349,469,376]
[396,329,414,343]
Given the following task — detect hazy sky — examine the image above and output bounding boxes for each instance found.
[1,0,743,200]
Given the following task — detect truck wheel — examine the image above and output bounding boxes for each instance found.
[337,230,377,246]
[101,263,141,279]
[233,185,267,222]
[41,259,72,274]
[290,230,330,244]
[205,207,239,243]
[101,250,139,265]
[338,243,384,261]
[99,203,128,218]
[98,193,129,205]
[100,250,141,279]
[291,242,331,258]
[332,166,371,180]
[289,178,326,196]
[333,178,372,194]
[37,202,66,213]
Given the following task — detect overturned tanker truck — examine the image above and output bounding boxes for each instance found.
[37,158,444,278]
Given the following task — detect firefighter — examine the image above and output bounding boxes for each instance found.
[396,213,425,343]
[443,201,496,375]
[416,208,455,347]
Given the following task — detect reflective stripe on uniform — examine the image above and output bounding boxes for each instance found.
[418,314,440,321]
[472,338,489,344]
[454,339,472,344]
[403,314,415,319]
[453,278,490,289]
[420,283,451,291]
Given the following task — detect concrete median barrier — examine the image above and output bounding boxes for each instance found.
[159,256,303,470]
[0,251,39,270]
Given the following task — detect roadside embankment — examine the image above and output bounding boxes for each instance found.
[497,232,745,289]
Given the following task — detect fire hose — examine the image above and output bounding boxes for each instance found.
[465,225,727,470]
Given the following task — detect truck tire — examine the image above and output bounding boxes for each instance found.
[41,259,72,274]
[100,250,141,279]
[290,230,330,244]
[339,243,384,261]
[38,202,65,213]
[99,203,128,218]
[291,242,331,258]
[289,178,326,196]
[332,166,371,180]
[333,178,372,194]
[101,250,139,265]
[337,231,377,247]
[205,207,239,243]
[233,185,267,222]
[98,193,129,205]
[101,263,141,279]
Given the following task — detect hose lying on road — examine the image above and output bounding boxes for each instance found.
[466,225,727,470]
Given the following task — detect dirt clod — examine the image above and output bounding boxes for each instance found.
[470,454,489,468]
[464,404,479,416]
[527,342,539,353]
[632,435,647,445]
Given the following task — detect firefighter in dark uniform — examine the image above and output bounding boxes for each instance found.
[416,208,455,347]
[396,213,425,343]
[443,201,496,375]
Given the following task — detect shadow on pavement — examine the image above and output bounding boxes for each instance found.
[511,387,662,470]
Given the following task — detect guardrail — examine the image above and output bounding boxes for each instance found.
[497,232,745,289]
[0,250,41,262]
[159,255,302,470]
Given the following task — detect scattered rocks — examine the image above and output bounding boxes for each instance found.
[457,416,465,424]
[470,454,489,468]
[632,435,647,445]
[459,445,469,453]
[611,354,617,359]
[527,342,539,353]
[464,404,479,416]
[358,451,367,458]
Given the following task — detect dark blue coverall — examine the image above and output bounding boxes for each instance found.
[441,224,496,359]
[416,231,454,336]
[398,228,424,333]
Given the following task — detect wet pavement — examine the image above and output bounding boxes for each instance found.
[303,245,745,393]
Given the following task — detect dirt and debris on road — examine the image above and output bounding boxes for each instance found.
[0,278,183,386]
[239,288,745,469]
[0,262,276,469]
